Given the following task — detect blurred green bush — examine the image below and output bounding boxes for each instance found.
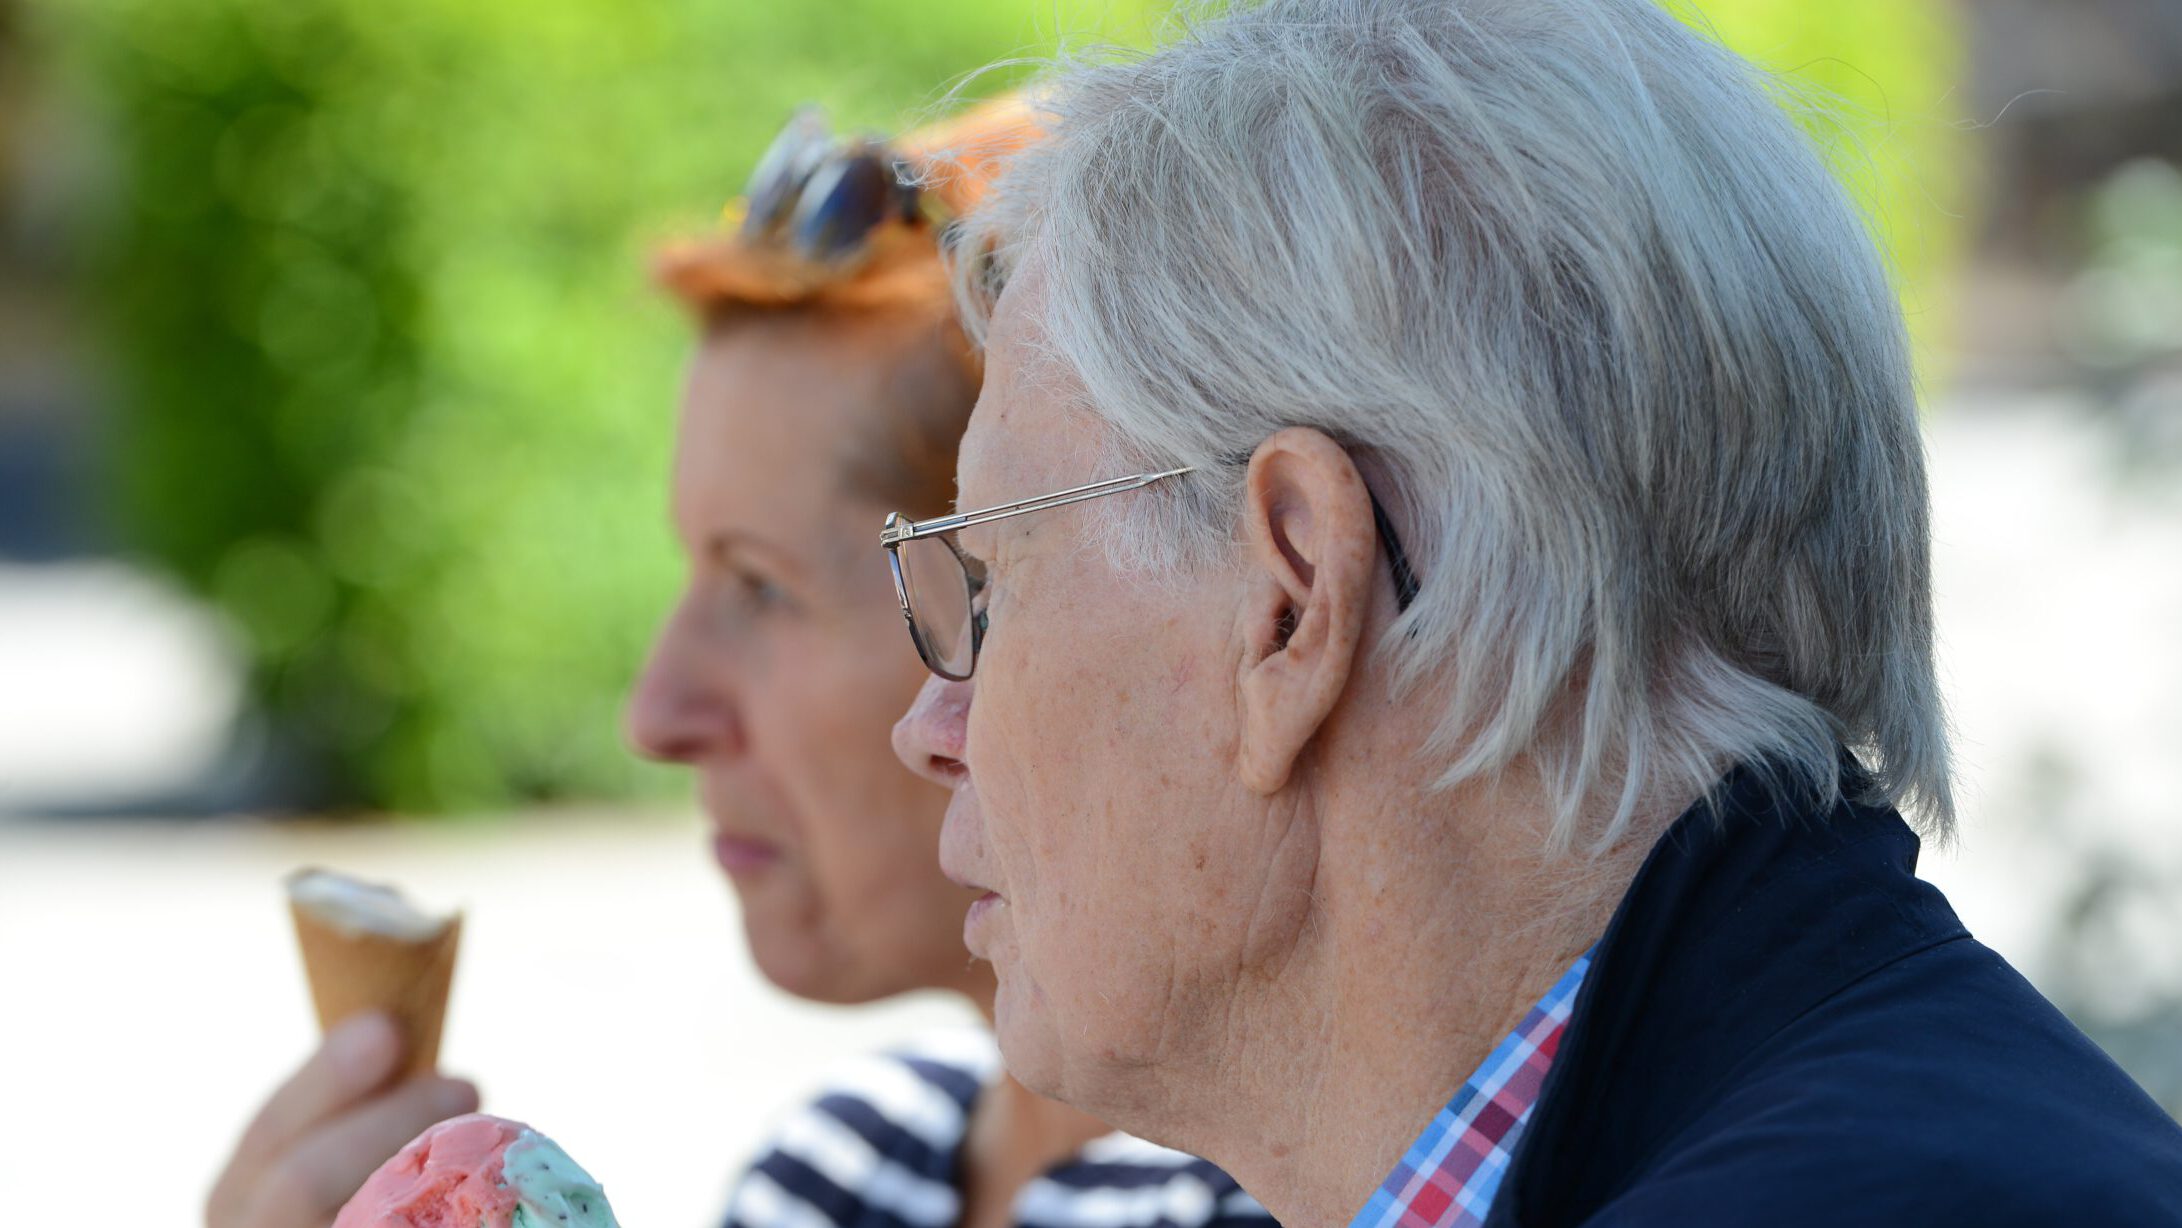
[31,0,1963,812]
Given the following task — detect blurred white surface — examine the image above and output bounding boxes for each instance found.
[0,808,978,1226]
[0,562,243,811]
[1920,394,2182,1019]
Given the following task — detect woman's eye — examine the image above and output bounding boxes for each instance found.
[712,568,793,624]
[740,570,791,610]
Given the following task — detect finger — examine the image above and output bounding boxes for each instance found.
[221,1014,405,1194]
[236,1077,480,1228]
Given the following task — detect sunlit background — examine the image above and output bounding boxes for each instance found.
[1,0,2178,1223]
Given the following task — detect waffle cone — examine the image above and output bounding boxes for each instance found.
[290,899,461,1079]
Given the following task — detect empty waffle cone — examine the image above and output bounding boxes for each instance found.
[288,869,462,1079]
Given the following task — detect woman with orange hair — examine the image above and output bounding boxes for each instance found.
[205,103,1276,1228]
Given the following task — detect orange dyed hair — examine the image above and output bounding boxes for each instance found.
[650,97,1037,515]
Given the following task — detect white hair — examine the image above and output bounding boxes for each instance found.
[946,0,1953,848]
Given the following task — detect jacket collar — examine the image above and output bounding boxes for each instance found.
[1489,758,1970,1226]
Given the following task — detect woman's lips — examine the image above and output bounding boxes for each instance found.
[711,833,782,877]
[963,891,1003,956]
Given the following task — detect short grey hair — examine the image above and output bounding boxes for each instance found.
[948,0,1953,847]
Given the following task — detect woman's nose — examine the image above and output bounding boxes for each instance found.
[625,616,745,763]
[893,673,973,786]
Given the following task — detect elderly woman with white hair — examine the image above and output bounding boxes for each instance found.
[885,0,2182,1224]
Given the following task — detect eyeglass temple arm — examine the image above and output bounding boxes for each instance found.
[883,467,1196,544]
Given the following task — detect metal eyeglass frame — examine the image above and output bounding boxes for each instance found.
[880,465,1421,681]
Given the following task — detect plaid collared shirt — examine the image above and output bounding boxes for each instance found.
[1348,952,1593,1228]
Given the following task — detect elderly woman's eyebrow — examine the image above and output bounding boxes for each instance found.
[706,528,811,579]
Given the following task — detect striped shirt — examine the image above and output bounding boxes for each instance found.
[723,1028,1277,1228]
[1348,953,1592,1228]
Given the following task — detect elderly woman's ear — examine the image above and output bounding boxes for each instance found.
[1235,426,1382,794]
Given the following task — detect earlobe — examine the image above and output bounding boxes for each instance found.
[1233,429,1379,795]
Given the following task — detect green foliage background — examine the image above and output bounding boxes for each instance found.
[32,0,1964,811]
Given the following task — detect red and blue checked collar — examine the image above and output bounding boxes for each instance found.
[1348,951,1593,1228]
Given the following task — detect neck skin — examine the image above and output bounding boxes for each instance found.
[1170,740,1667,1227]
[956,978,1117,1228]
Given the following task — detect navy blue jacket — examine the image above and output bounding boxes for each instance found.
[1487,761,2182,1227]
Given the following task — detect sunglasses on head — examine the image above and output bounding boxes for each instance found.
[737,106,931,267]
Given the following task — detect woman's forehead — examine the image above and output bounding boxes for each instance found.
[674,335,901,570]
[688,312,902,415]
[676,360,847,502]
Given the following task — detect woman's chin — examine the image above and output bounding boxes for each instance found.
[733,888,988,1006]
[744,925,896,1006]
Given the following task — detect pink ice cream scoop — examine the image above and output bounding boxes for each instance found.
[334,1114,620,1228]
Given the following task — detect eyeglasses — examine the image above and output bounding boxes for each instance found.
[880,463,1421,681]
[736,106,931,266]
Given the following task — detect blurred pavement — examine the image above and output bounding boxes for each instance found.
[0,808,978,1226]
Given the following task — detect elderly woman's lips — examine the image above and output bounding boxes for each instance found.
[712,833,782,877]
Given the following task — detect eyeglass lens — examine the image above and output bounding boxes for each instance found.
[896,535,980,678]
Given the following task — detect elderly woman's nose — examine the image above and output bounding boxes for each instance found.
[625,617,746,764]
[893,673,973,786]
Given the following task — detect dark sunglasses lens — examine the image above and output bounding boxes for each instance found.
[743,109,831,238]
[791,152,898,264]
[897,536,976,678]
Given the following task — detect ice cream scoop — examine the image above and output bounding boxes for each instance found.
[333,1114,620,1228]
